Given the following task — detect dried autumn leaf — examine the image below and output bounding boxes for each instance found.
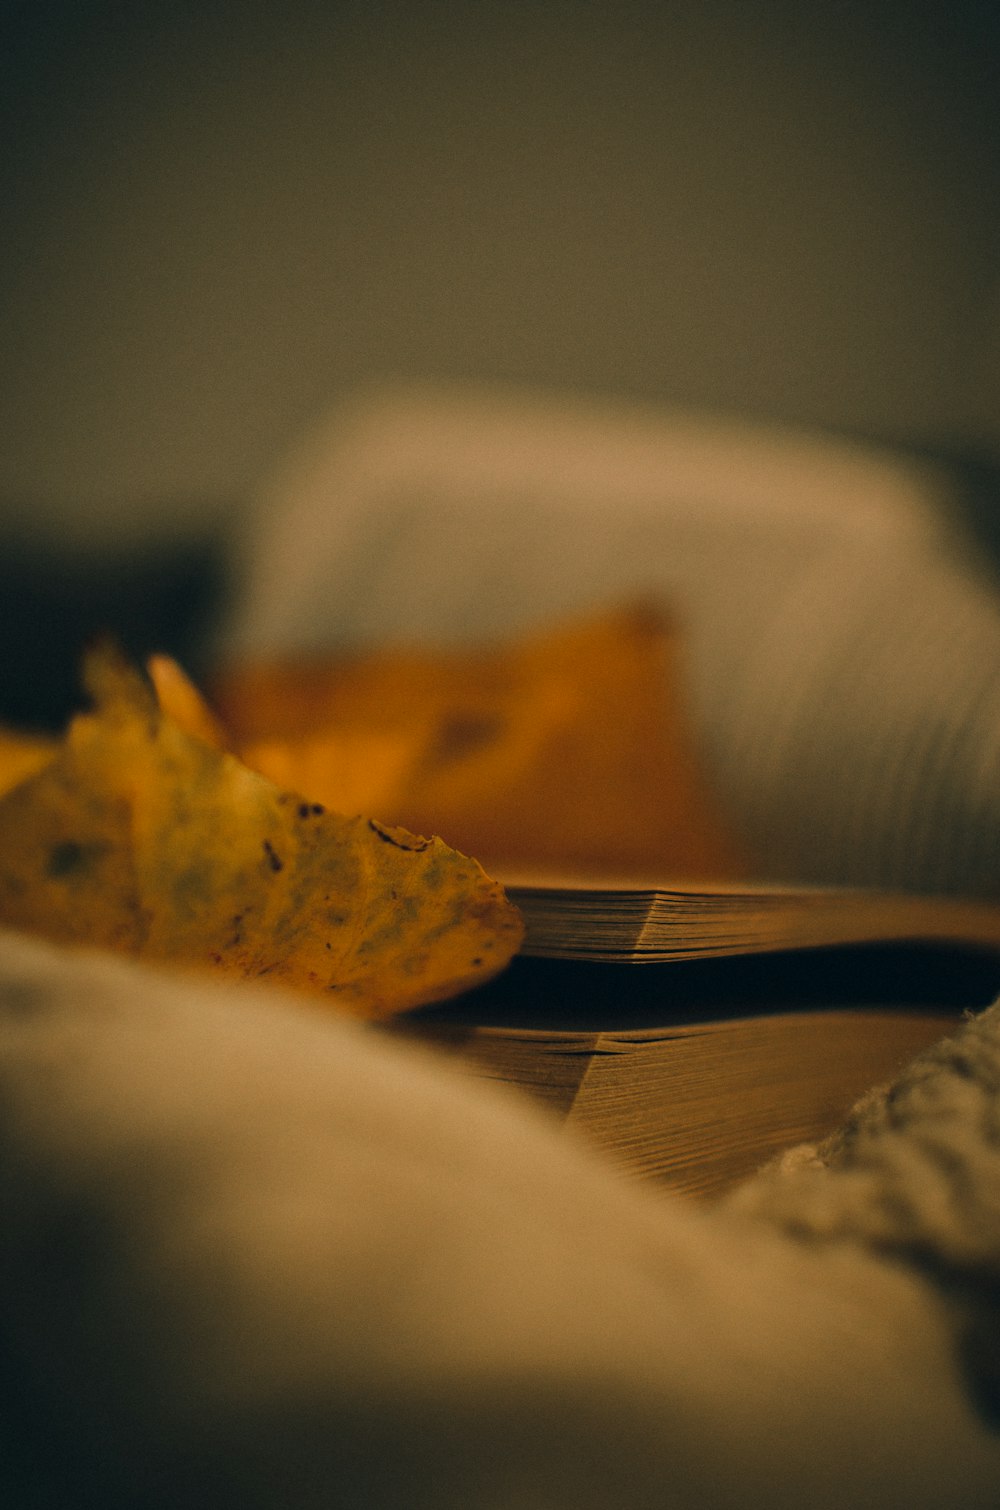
[147,652,229,750]
[213,604,744,879]
[0,728,58,798]
[0,646,523,1018]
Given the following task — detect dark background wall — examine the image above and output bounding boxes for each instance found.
[1,0,998,721]
[2,0,998,542]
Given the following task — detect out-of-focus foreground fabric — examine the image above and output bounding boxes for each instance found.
[1,928,999,1509]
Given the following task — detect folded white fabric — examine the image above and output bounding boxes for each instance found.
[1,930,998,1508]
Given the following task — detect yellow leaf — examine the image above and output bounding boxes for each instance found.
[0,728,58,799]
[0,646,523,1018]
[147,652,230,750]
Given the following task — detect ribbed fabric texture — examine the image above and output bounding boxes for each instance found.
[730,997,1000,1422]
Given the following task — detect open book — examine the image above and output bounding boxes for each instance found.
[390,874,1000,1195]
[391,939,996,1197]
[496,869,1000,1195]
[218,384,1000,1191]
[504,874,1000,963]
[387,878,1000,1197]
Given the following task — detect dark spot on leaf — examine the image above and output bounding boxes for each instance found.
[368,818,431,851]
[46,841,88,878]
[262,840,284,873]
[0,981,50,1017]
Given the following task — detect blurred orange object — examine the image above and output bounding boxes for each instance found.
[213,605,743,880]
[0,728,58,798]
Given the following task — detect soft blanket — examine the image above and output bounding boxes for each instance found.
[1,930,998,1507]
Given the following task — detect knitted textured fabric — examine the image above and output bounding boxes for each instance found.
[728,998,1000,1422]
